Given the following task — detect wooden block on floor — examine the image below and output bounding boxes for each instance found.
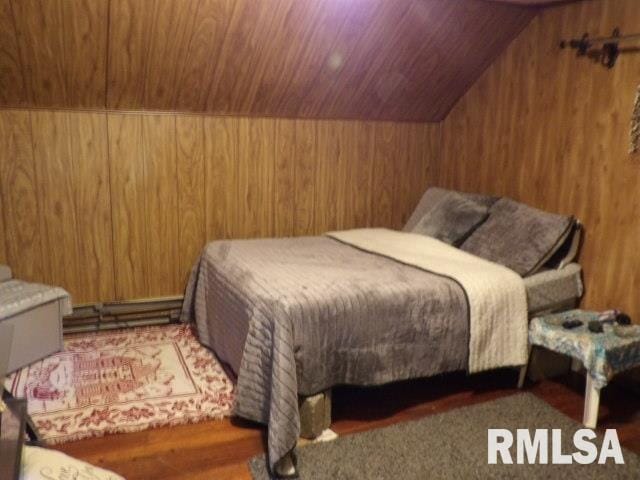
[299,390,331,439]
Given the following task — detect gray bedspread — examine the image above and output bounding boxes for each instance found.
[182,236,471,473]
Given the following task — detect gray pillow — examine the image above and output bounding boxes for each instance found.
[461,198,575,276]
[411,192,489,246]
[404,187,497,232]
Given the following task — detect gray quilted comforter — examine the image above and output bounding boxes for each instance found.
[182,235,472,473]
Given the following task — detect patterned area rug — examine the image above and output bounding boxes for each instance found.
[4,324,234,444]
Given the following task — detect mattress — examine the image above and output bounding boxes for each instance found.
[186,239,581,379]
[210,263,582,376]
[525,263,583,315]
[183,236,583,473]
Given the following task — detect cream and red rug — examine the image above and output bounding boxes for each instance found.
[4,324,235,444]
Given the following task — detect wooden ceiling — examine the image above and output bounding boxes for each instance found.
[487,1,577,5]
[0,0,535,121]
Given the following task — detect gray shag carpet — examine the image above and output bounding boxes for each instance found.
[249,393,640,479]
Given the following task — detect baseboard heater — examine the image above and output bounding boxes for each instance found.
[63,296,184,334]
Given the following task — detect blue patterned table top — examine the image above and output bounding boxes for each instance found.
[530,310,640,389]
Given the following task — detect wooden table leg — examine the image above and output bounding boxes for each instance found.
[583,375,601,429]
[517,346,533,389]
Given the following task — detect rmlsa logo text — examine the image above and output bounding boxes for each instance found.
[488,429,624,465]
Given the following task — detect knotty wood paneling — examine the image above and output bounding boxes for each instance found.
[59,0,108,107]
[0,0,534,121]
[293,120,318,236]
[237,118,276,239]
[108,114,148,300]
[0,192,6,264]
[107,0,534,121]
[273,118,297,237]
[30,111,115,301]
[315,121,345,232]
[371,123,399,229]
[0,110,44,281]
[488,0,580,4]
[142,115,181,297]
[1,109,439,304]
[31,111,81,296]
[66,112,115,301]
[402,123,439,227]
[176,115,206,286]
[203,116,239,241]
[345,122,376,229]
[438,0,640,320]
[0,0,27,105]
[109,113,182,299]
[11,0,108,108]
[174,0,234,112]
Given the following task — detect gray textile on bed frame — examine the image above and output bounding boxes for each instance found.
[403,187,497,232]
[188,261,583,379]
[183,235,473,471]
[409,192,490,246]
[295,262,584,439]
[181,188,583,473]
[182,239,583,473]
[461,197,575,276]
[404,188,578,276]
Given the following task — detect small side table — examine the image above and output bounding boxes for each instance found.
[522,310,640,428]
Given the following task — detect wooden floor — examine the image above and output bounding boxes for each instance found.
[55,370,640,479]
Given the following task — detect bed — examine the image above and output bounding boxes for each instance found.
[181,188,583,475]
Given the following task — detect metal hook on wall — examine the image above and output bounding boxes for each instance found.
[560,28,639,69]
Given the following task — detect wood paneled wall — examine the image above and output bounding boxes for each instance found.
[0,109,439,304]
[437,0,640,320]
[0,0,534,121]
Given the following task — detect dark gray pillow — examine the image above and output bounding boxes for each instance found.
[404,187,497,232]
[461,198,575,276]
[411,192,489,246]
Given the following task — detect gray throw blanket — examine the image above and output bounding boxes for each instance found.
[182,235,473,473]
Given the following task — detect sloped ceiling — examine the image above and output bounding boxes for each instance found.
[0,0,536,121]
[487,1,576,4]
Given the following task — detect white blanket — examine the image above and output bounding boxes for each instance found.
[0,280,72,321]
[327,228,528,372]
[21,446,124,480]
